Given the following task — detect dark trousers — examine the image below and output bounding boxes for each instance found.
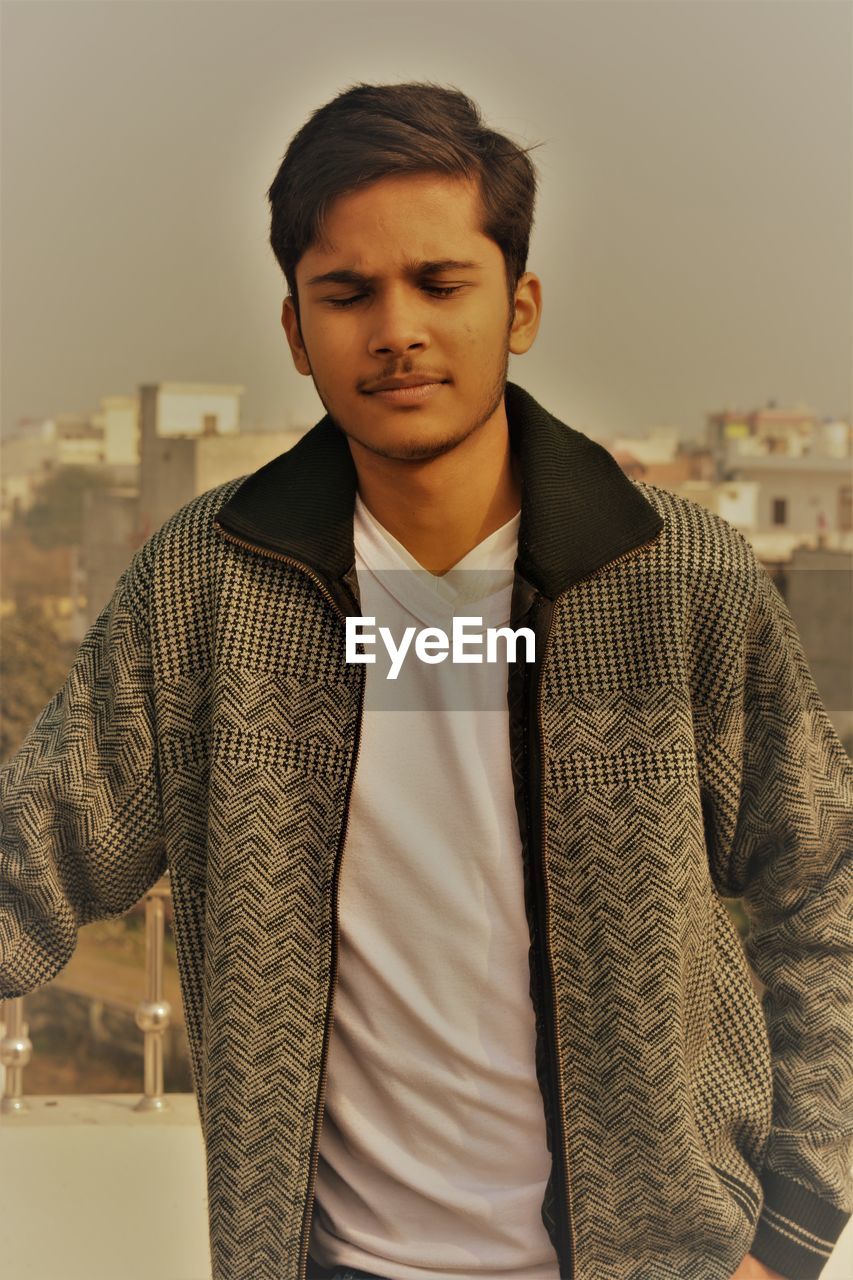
[317,1267,391,1280]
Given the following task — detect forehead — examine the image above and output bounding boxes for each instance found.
[300,172,493,274]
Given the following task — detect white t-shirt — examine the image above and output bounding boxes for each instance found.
[308,494,561,1280]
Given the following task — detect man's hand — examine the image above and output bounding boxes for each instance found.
[730,1253,788,1280]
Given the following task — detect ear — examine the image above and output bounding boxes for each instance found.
[281,296,312,376]
[508,272,542,356]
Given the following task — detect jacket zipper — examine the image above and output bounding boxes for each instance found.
[534,531,662,1278]
[213,520,349,619]
[533,594,577,1277]
[573,532,662,589]
[297,672,365,1280]
[212,519,366,1280]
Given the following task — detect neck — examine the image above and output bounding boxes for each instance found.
[348,407,521,576]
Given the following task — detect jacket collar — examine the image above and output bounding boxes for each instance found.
[214,380,664,602]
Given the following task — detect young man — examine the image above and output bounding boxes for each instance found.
[1,83,850,1280]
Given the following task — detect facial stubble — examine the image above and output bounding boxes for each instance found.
[303,312,514,464]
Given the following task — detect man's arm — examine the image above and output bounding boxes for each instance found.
[0,539,167,999]
[701,553,853,1280]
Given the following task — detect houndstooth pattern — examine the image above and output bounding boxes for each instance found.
[1,464,851,1280]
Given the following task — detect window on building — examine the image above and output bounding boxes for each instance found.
[772,498,787,526]
[840,484,852,532]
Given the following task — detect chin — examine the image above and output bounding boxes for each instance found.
[338,407,450,451]
[366,430,470,463]
[386,444,457,463]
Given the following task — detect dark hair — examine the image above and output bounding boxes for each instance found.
[268,81,541,329]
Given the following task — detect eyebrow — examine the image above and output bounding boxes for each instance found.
[305,258,482,288]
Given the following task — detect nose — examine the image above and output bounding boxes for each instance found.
[367,286,431,359]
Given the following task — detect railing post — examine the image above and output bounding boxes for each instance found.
[133,886,172,1112]
[0,997,32,1113]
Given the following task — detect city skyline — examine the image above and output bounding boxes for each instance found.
[2,0,851,441]
[6,375,847,443]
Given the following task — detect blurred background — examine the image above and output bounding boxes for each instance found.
[2,0,851,1096]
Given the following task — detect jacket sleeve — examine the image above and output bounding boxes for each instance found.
[0,537,167,1000]
[701,554,853,1279]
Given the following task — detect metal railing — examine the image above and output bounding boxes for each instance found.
[0,992,31,1113]
[133,883,173,1111]
[1,881,174,1113]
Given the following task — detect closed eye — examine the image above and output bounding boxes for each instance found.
[326,285,463,309]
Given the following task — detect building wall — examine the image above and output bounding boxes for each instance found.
[0,438,56,525]
[139,435,197,536]
[194,431,304,496]
[138,425,306,549]
[780,545,853,743]
[56,436,106,466]
[714,481,760,531]
[155,385,241,437]
[78,488,143,635]
[732,463,850,537]
[139,382,251,534]
[96,396,139,467]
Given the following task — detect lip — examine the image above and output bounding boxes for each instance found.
[367,381,446,405]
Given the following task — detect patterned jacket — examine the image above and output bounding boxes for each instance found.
[1,381,851,1280]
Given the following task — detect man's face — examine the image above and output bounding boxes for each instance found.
[281,172,540,462]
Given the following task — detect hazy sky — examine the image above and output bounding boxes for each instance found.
[2,0,851,441]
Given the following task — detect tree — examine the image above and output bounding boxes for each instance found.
[0,603,75,763]
[22,465,112,550]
